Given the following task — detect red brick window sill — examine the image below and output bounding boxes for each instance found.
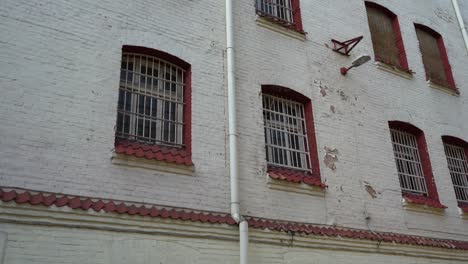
[267,166,326,188]
[402,192,447,209]
[115,140,193,166]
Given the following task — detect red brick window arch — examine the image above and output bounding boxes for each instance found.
[255,0,303,32]
[442,136,468,209]
[414,24,457,91]
[262,85,323,188]
[365,1,408,70]
[388,121,445,208]
[114,46,192,166]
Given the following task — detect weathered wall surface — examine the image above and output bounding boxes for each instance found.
[234,0,468,237]
[0,1,467,261]
[0,0,229,211]
[0,220,466,264]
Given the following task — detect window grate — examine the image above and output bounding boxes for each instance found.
[443,143,468,203]
[256,0,294,25]
[116,53,185,147]
[263,94,311,172]
[390,129,428,195]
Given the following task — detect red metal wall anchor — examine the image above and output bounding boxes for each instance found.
[331,36,363,56]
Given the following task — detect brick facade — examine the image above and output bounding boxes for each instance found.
[0,0,467,263]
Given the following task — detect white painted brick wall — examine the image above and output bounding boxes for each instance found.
[0,0,467,247]
[0,222,466,264]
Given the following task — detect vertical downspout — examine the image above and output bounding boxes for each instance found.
[452,0,468,54]
[225,1,249,264]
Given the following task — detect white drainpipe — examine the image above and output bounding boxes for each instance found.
[452,0,468,54]
[225,0,249,264]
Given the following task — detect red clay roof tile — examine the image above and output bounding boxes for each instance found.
[69,197,82,209]
[30,193,43,205]
[43,194,57,206]
[81,198,93,210]
[1,187,467,250]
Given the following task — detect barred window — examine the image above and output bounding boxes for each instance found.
[443,143,468,203]
[263,94,311,171]
[256,0,293,24]
[365,2,407,69]
[116,52,185,147]
[390,128,428,195]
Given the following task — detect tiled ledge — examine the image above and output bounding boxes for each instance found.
[1,187,468,256]
[112,153,194,176]
[402,193,446,215]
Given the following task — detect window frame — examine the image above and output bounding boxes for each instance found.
[114,46,192,165]
[364,1,409,71]
[263,94,310,171]
[388,121,443,207]
[414,24,457,92]
[442,136,468,208]
[255,0,304,33]
[262,85,322,186]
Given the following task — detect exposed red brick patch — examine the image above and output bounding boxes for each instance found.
[1,187,467,250]
[267,166,326,188]
[403,192,447,209]
[115,140,193,166]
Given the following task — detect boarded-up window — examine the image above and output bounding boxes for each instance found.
[415,25,455,89]
[365,3,407,69]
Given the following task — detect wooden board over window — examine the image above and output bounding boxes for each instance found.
[366,5,401,67]
[415,27,448,87]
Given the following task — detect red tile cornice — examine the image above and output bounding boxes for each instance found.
[1,187,467,250]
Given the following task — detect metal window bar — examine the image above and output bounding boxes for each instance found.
[390,129,428,195]
[256,0,294,24]
[116,53,185,147]
[263,94,311,172]
[443,143,468,203]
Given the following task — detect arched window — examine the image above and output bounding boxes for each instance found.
[365,2,408,70]
[255,0,303,32]
[262,85,323,187]
[114,46,192,166]
[442,136,468,206]
[415,24,457,91]
[388,121,444,208]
